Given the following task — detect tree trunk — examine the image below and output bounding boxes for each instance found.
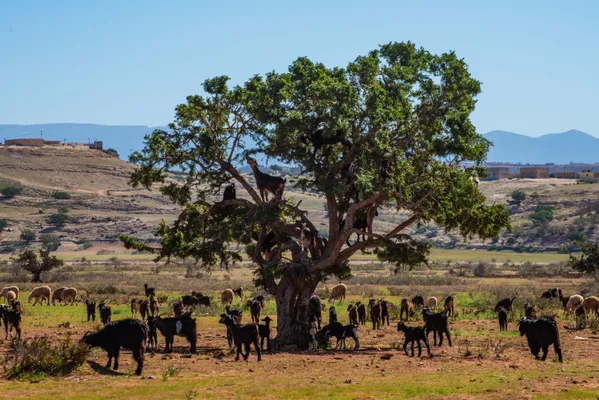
[31,271,42,283]
[272,274,319,350]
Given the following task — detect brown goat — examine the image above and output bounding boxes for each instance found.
[369,299,382,330]
[247,157,286,202]
[347,304,358,326]
[400,299,414,322]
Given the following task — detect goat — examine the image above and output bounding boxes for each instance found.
[219,314,261,361]
[328,284,347,302]
[149,295,159,316]
[494,297,516,313]
[347,304,358,326]
[357,301,367,325]
[28,286,51,305]
[422,308,452,347]
[81,319,148,375]
[400,299,414,322]
[258,316,272,351]
[340,211,379,246]
[139,300,149,320]
[444,296,455,317]
[247,299,262,324]
[498,307,508,332]
[412,296,425,311]
[131,298,140,318]
[196,295,211,307]
[524,303,538,320]
[98,302,112,325]
[397,322,430,357]
[254,295,265,308]
[225,305,243,324]
[541,288,560,299]
[52,287,67,305]
[247,157,286,202]
[518,316,563,363]
[329,306,338,324]
[369,299,382,330]
[191,291,204,298]
[10,299,24,314]
[381,300,390,326]
[316,322,360,351]
[302,128,349,157]
[308,295,323,329]
[85,299,96,322]
[0,304,21,341]
[144,283,155,298]
[425,297,438,310]
[222,183,236,201]
[221,289,234,305]
[173,300,186,317]
[148,315,197,354]
[233,287,244,299]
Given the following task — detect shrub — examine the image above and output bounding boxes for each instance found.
[51,191,71,200]
[46,213,69,228]
[0,218,8,232]
[1,185,23,199]
[20,229,37,243]
[473,261,496,277]
[567,230,587,242]
[528,205,554,224]
[510,190,526,205]
[57,206,70,214]
[103,148,119,158]
[40,234,61,252]
[3,335,89,380]
[77,239,93,251]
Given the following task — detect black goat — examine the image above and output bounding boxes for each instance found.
[308,295,323,329]
[258,316,272,351]
[219,314,262,361]
[357,302,367,326]
[329,306,338,324]
[302,128,350,157]
[0,304,21,341]
[144,283,155,298]
[397,322,430,357]
[98,302,112,325]
[316,322,360,351]
[196,295,211,307]
[247,299,262,324]
[233,287,244,299]
[182,295,200,308]
[381,300,390,326]
[255,295,265,308]
[247,157,286,202]
[173,300,185,317]
[412,296,425,310]
[340,210,379,246]
[148,315,197,354]
[225,305,243,324]
[223,183,236,201]
[85,300,96,322]
[498,307,508,332]
[347,304,358,326]
[139,300,149,320]
[494,297,516,313]
[422,309,452,347]
[81,318,148,375]
[369,299,382,330]
[541,288,560,299]
[524,303,538,320]
[519,317,563,363]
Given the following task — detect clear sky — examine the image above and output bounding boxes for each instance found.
[1,1,598,136]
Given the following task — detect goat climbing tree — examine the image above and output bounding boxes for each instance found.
[122,42,511,348]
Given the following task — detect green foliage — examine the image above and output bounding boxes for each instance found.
[510,190,526,205]
[46,212,69,228]
[76,239,93,251]
[0,218,8,232]
[57,206,70,214]
[569,241,599,274]
[528,205,554,224]
[567,230,587,243]
[103,148,119,158]
[3,335,89,380]
[51,191,71,200]
[11,248,64,282]
[20,229,37,243]
[40,234,61,252]
[1,185,23,199]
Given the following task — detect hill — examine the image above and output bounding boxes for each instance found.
[484,129,599,164]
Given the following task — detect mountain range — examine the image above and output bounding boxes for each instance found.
[1,124,597,165]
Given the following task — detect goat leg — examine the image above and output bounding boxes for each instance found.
[113,348,120,370]
[403,341,409,356]
[417,340,422,357]
[446,330,452,347]
[541,345,549,361]
[554,343,563,363]
[410,341,415,357]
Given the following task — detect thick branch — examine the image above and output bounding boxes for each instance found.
[220,161,262,204]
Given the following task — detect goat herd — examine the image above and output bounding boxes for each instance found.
[0,283,590,376]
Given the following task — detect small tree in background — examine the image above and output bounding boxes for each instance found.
[20,229,37,243]
[46,212,69,228]
[1,186,23,199]
[103,148,119,158]
[510,190,526,206]
[52,191,71,200]
[569,241,599,274]
[40,234,61,252]
[12,249,64,282]
[0,218,8,232]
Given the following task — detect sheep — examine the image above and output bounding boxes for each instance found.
[258,316,272,351]
[369,299,382,330]
[347,304,358,326]
[222,183,236,201]
[247,299,262,324]
[221,289,234,305]
[148,315,197,354]
[247,157,286,202]
[425,297,438,310]
[381,300,390,326]
[583,296,599,317]
[400,299,414,322]
[85,300,96,322]
[328,284,347,302]
[131,298,140,318]
[28,285,51,306]
[494,297,515,313]
[0,286,19,302]
[98,302,112,325]
[52,287,67,305]
[444,295,455,317]
[144,283,155,297]
[233,287,244,299]
[357,301,367,325]
[0,305,22,341]
[62,288,78,305]
[139,300,149,320]
[219,313,262,361]
[524,303,538,320]
[518,316,563,363]
[422,309,452,347]
[307,295,323,329]
[149,295,159,316]
[397,322,430,357]
[498,307,508,332]
[329,306,338,324]
[80,318,148,375]
[316,322,360,351]
[6,290,17,303]
[565,294,584,314]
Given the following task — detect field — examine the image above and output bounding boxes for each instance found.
[0,259,598,399]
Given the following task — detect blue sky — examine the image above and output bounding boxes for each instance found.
[1,1,598,136]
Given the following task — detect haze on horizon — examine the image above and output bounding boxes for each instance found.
[1,1,598,137]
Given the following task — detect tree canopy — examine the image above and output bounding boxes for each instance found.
[123,42,511,345]
[12,249,64,283]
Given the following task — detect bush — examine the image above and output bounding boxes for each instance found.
[46,213,69,228]
[510,190,526,205]
[0,218,8,232]
[3,335,89,380]
[473,261,496,277]
[567,230,587,242]
[77,239,93,251]
[1,185,23,199]
[40,234,61,252]
[20,229,37,243]
[103,148,119,158]
[529,205,554,224]
[51,191,71,200]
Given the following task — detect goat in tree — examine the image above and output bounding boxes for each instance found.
[247,157,286,202]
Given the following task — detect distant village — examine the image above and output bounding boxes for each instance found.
[2,138,103,150]
[485,164,599,182]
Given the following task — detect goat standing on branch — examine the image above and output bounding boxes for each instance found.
[122,42,511,350]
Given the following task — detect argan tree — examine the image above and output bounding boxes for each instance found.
[123,42,510,347]
[12,249,64,283]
